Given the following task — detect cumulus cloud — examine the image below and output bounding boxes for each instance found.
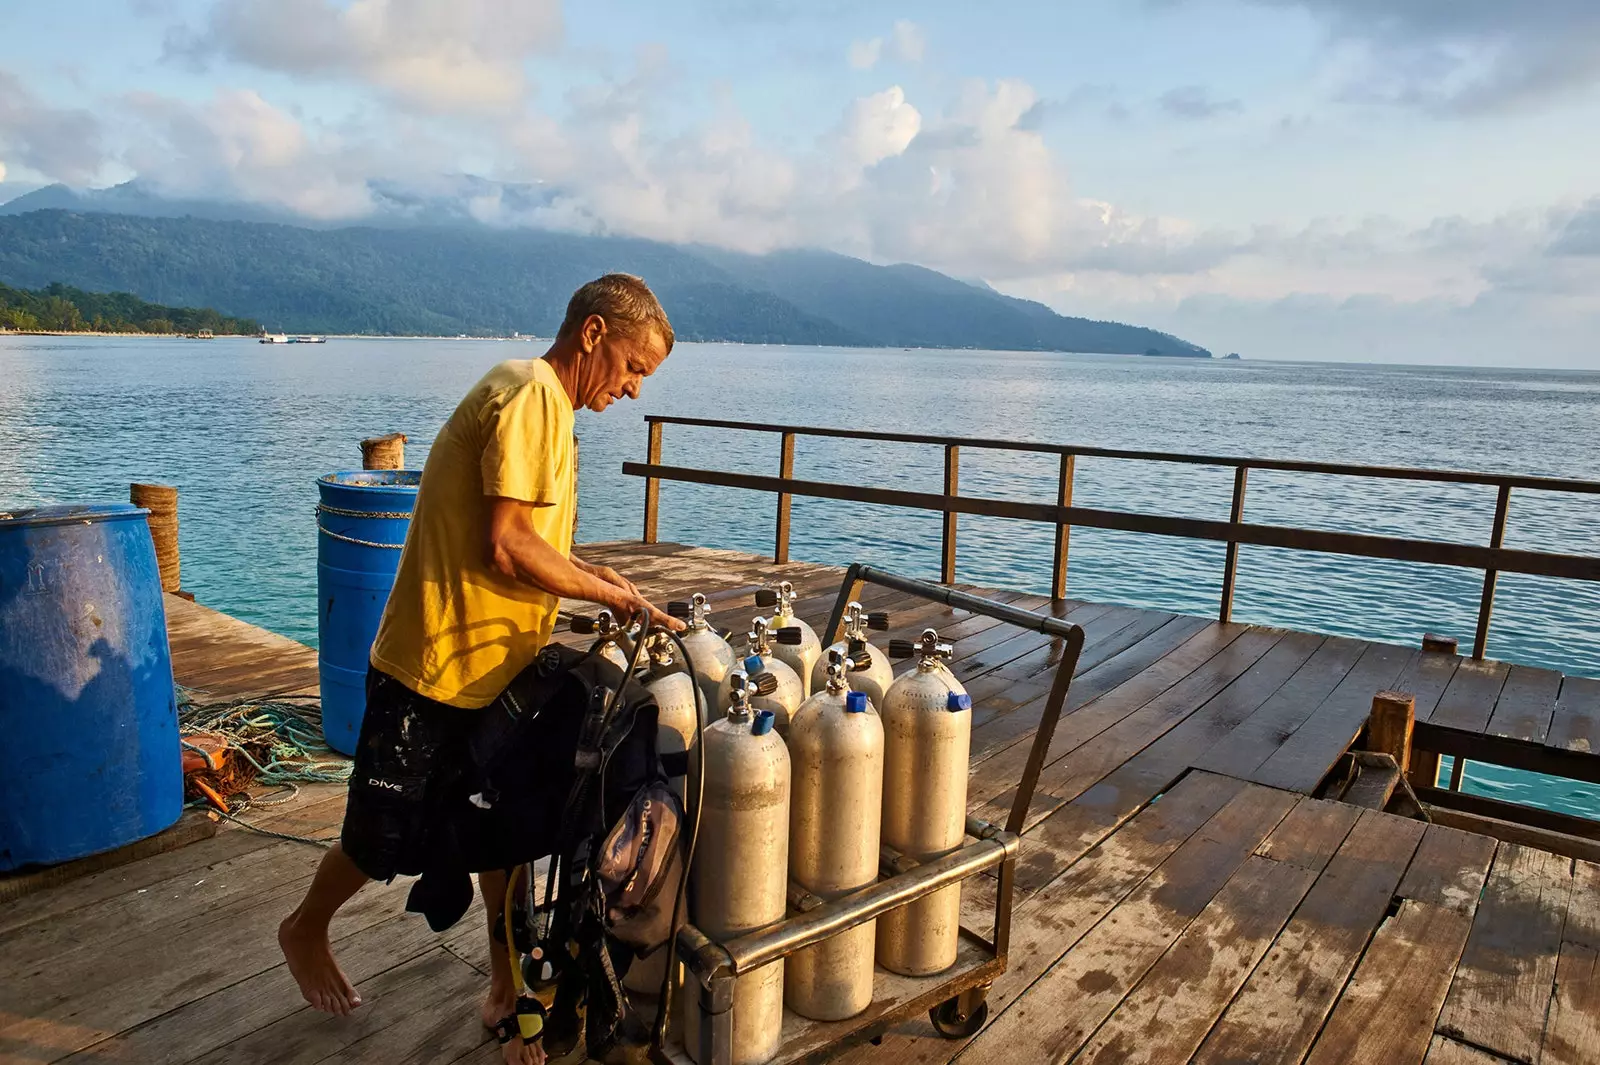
[1241,0,1600,113]
[847,38,882,71]
[0,71,107,185]
[175,0,561,112]
[1158,85,1242,120]
[891,20,925,63]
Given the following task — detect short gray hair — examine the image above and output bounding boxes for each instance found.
[558,274,674,352]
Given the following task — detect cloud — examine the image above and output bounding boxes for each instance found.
[1241,0,1600,113]
[891,20,925,63]
[175,0,562,113]
[0,71,107,185]
[847,38,882,71]
[1158,85,1242,120]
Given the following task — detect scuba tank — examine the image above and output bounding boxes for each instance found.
[686,673,791,1065]
[668,593,737,707]
[714,617,804,734]
[624,629,710,996]
[569,609,635,673]
[785,650,884,1021]
[813,601,893,707]
[876,629,971,976]
[757,582,821,697]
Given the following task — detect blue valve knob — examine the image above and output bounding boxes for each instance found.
[947,692,972,712]
[845,691,869,713]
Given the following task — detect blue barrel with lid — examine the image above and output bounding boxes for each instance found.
[0,503,181,869]
[316,470,420,754]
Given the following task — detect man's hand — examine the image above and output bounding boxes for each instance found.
[574,558,640,598]
[610,589,686,633]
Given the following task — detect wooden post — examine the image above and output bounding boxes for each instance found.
[130,483,180,593]
[1218,465,1249,622]
[1051,453,1075,600]
[941,444,959,584]
[1422,633,1459,654]
[360,432,407,470]
[1365,690,1416,774]
[774,431,795,563]
[1472,484,1511,660]
[643,421,662,544]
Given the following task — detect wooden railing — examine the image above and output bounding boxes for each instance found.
[623,415,1600,659]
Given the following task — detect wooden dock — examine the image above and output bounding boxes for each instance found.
[2,540,1597,1065]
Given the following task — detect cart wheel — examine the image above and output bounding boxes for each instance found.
[929,996,989,1038]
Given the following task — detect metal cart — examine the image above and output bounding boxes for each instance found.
[663,564,1085,1065]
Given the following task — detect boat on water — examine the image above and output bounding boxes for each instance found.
[189,329,214,340]
[288,335,326,344]
[259,333,289,344]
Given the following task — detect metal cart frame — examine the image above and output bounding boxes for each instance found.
[665,564,1085,1065]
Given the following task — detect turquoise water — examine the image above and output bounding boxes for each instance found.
[4,334,1599,814]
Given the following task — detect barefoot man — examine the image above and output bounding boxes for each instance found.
[279,275,684,1065]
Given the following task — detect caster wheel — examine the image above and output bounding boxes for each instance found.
[929,996,989,1038]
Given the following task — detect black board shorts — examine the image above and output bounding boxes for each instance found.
[341,668,482,882]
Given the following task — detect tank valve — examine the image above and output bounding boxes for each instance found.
[776,626,805,646]
[842,601,891,639]
[888,628,954,666]
[569,609,623,636]
[745,616,774,654]
[667,592,712,630]
[755,581,797,613]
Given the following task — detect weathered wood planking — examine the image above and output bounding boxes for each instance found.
[1543,858,1600,1065]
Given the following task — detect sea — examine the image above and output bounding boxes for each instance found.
[4,334,1599,815]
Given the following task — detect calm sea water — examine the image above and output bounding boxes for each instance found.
[4,335,1599,814]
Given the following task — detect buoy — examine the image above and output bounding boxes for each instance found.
[757,582,821,697]
[814,601,893,707]
[785,651,884,1020]
[714,617,803,734]
[668,593,737,707]
[687,674,791,1065]
[877,629,971,976]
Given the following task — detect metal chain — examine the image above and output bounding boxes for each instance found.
[316,524,406,549]
[315,503,414,519]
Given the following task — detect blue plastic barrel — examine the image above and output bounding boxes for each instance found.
[0,503,181,870]
[316,470,420,755]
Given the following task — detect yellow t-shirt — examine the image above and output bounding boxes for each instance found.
[371,359,577,709]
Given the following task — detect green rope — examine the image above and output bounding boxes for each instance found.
[177,687,353,787]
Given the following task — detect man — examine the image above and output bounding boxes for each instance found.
[279,274,683,1065]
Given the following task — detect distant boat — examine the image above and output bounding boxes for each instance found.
[189,329,213,340]
[288,335,326,344]
[259,333,289,344]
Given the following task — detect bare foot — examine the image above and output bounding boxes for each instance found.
[278,913,361,1016]
[483,983,545,1065]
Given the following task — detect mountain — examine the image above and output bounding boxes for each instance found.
[0,205,1211,355]
[0,280,260,334]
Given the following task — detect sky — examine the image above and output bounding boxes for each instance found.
[1,0,1599,367]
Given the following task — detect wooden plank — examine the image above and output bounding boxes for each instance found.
[1004,628,1288,832]
[1190,634,1367,779]
[1192,809,1428,1065]
[1484,664,1564,744]
[1548,676,1600,755]
[1424,806,1600,865]
[1425,1034,1516,1064]
[1437,843,1575,1063]
[1398,648,1464,723]
[1301,825,1498,1065]
[1431,658,1512,733]
[1248,641,1416,793]
[1341,752,1402,810]
[1070,798,1360,1065]
[955,783,1299,1064]
[1543,859,1600,1065]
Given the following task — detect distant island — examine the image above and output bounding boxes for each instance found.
[1223,352,1242,360]
[0,200,1212,356]
[0,281,261,335]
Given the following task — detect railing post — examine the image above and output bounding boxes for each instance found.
[1051,453,1075,600]
[775,431,795,563]
[642,420,662,544]
[941,444,959,583]
[1219,465,1249,622]
[1473,484,1511,659]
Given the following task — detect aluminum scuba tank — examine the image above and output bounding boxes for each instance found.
[813,601,893,707]
[785,650,884,1021]
[569,608,634,673]
[668,593,737,707]
[876,628,972,976]
[624,630,712,996]
[714,617,804,734]
[758,582,821,697]
[686,674,791,1065]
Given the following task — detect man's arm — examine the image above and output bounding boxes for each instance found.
[486,497,680,630]
[570,554,640,597]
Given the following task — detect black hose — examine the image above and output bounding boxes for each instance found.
[653,625,707,1049]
